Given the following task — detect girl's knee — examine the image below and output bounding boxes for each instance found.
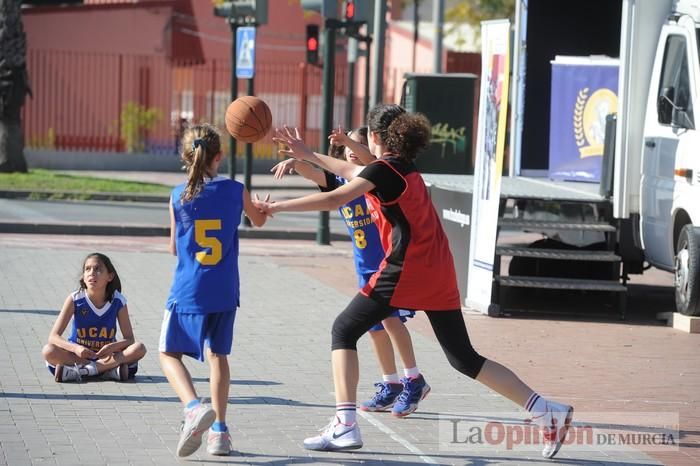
[446,353,486,379]
[331,317,358,350]
[132,341,147,359]
[41,343,56,360]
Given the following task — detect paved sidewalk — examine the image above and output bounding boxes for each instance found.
[1,234,696,465]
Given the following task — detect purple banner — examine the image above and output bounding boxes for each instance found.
[549,57,619,182]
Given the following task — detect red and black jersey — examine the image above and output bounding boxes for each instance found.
[357,156,461,311]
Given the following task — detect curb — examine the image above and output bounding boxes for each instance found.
[0,221,350,242]
[0,187,316,203]
[0,189,170,203]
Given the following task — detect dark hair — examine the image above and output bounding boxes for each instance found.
[180,123,222,201]
[329,127,369,159]
[350,126,368,145]
[368,104,431,161]
[329,141,345,159]
[79,253,122,302]
[367,104,406,143]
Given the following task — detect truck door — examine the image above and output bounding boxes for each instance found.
[641,30,697,271]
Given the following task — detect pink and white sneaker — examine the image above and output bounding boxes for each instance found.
[207,430,232,456]
[176,403,216,457]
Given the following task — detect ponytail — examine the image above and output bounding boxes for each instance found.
[179,124,222,202]
[384,112,431,161]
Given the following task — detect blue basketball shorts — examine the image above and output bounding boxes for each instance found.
[359,272,415,332]
[158,309,236,361]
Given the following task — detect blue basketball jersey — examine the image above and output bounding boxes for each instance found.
[324,173,384,277]
[167,176,244,314]
[68,289,126,351]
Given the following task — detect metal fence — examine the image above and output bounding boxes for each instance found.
[22,50,364,160]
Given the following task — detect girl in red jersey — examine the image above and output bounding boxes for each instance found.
[256,104,573,459]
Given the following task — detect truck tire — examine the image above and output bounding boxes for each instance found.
[675,224,700,316]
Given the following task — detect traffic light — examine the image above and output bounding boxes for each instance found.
[306,24,320,64]
[343,0,355,21]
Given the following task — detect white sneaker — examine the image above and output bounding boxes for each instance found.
[102,363,129,382]
[54,363,83,383]
[207,430,232,456]
[176,403,216,457]
[531,400,574,459]
[303,416,363,451]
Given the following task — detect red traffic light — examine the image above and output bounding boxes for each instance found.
[307,37,318,51]
[344,0,355,20]
[305,24,320,64]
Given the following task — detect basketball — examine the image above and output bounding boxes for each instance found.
[224,96,272,143]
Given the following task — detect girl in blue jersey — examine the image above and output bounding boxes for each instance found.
[159,123,267,458]
[42,253,146,383]
[271,128,430,417]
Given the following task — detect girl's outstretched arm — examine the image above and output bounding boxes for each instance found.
[273,127,363,181]
[48,295,97,362]
[271,158,327,187]
[260,176,374,215]
[243,187,268,227]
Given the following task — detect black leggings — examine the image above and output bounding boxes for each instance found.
[331,293,487,379]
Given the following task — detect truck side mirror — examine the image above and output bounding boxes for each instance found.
[658,87,675,124]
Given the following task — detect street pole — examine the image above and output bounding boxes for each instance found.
[363,35,371,120]
[412,0,419,72]
[229,21,238,180]
[370,0,387,108]
[346,37,357,129]
[318,21,336,245]
[243,75,254,227]
[432,0,444,73]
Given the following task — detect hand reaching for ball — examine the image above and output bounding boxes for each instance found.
[272,126,315,161]
[252,193,276,218]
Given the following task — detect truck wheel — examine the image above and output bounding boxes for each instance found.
[675,224,700,316]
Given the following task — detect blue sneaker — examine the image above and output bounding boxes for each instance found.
[359,382,403,412]
[392,375,431,417]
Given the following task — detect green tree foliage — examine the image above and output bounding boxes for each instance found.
[120,103,162,153]
[445,0,515,25]
[444,0,515,47]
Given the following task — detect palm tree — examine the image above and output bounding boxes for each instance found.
[0,0,31,173]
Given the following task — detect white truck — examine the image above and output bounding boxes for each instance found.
[503,0,700,317]
[426,0,700,318]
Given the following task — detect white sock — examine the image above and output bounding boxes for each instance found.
[83,361,98,376]
[404,367,420,379]
[336,402,356,425]
[383,373,400,384]
[525,392,545,413]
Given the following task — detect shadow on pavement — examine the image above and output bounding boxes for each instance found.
[137,375,282,386]
[0,392,330,408]
[0,308,59,316]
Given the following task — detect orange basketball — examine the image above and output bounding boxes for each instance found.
[224,96,272,143]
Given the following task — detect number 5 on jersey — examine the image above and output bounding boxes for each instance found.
[195,219,222,265]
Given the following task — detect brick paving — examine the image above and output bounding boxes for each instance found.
[0,234,696,465]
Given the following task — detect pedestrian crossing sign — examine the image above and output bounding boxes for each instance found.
[236,26,256,79]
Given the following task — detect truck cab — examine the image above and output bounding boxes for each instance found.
[641,6,700,314]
